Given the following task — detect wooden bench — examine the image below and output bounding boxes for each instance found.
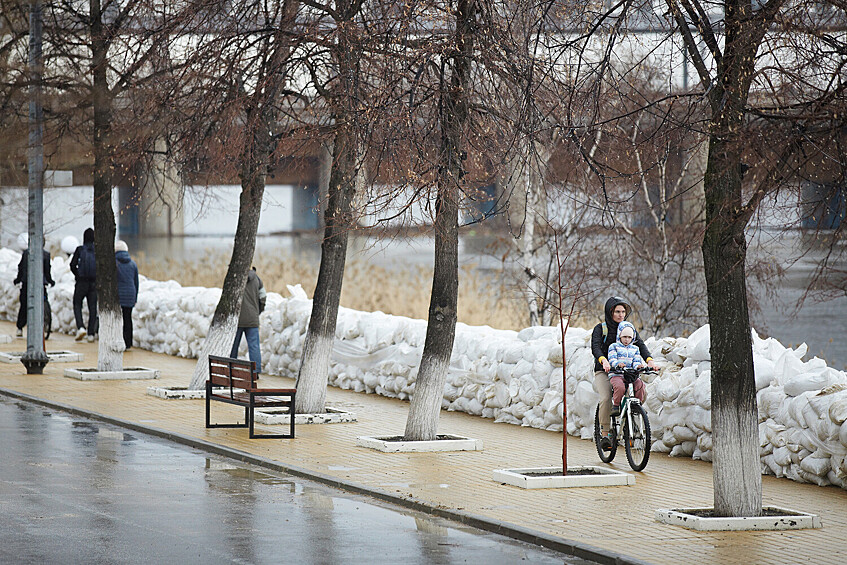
[205,355,296,439]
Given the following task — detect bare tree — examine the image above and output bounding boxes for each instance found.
[186,0,302,389]
[294,0,368,414]
[403,0,481,441]
[660,0,847,516]
[28,0,204,371]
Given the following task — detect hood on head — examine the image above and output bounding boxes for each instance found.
[617,321,636,341]
[114,240,128,252]
[604,296,631,326]
[17,233,28,250]
[83,228,94,244]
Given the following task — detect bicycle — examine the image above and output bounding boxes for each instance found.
[594,366,654,471]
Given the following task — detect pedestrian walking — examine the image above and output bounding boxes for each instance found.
[12,234,55,337]
[70,228,98,342]
[115,240,139,350]
[230,267,266,373]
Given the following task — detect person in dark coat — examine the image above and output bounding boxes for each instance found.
[591,296,657,450]
[12,235,55,337]
[70,228,98,342]
[114,240,139,350]
[230,267,266,373]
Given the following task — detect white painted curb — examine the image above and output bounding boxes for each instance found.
[655,507,822,530]
[356,435,483,452]
[146,386,207,399]
[64,367,160,380]
[492,466,635,488]
[255,407,357,425]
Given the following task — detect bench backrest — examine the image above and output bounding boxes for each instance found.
[208,355,257,396]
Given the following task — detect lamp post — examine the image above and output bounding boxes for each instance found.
[21,0,48,374]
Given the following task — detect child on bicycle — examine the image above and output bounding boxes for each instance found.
[606,321,647,417]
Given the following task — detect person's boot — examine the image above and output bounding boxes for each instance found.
[15,328,22,337]
[75,328,86,341]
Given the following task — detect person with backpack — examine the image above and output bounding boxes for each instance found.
[70,228,98,342]
[12,234,55,337]
[115,240,139,350]
[591,296,657,450]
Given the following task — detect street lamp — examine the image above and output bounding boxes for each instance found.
[21,0,48,374]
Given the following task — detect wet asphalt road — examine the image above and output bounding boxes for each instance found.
[0,396,591,564]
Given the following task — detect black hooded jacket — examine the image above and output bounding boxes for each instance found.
[591,297,652,372]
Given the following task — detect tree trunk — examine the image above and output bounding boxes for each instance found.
[295,131,358,412]
[703,133,761,517]
[295,2,361,414]
[90,0,122,372]
[700,0,764,518]
[404,0,475,441]
[188,162,265,389]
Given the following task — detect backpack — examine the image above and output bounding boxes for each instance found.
[79,244,96,279]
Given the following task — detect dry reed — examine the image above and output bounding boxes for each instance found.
[135,250,533,331]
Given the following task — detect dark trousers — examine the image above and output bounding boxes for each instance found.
[16,290,27,330]
[122,306,133,348]
[73,279,98,335]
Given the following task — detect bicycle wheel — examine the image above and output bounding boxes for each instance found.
[594,405,617,463]
[623,403,651,471]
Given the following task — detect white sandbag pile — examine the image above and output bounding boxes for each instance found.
[2,246,846,490]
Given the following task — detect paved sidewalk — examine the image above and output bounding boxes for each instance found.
[1,321,845,565]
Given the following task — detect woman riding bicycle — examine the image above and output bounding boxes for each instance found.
[591,297,657,451]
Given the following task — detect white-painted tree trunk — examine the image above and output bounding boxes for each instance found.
[188,314,238,390]
[404,355,451,441]
[96,308,124,372]
[713,403,761,516]
[295,331,333,413]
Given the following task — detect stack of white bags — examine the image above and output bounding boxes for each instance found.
[1,247,846,489]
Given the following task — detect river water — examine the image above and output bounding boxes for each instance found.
[123,229,847,371]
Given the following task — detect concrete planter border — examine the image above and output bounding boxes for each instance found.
[0,334,11,344]
[356,434,483,453]
[255,407,357,425]
[146,386,207,399]
[0,350,83,363]
[492,466,635,488]
[655,507,822,531]
[64,367,160,381]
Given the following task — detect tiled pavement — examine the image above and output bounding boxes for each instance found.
[1,321,844,565]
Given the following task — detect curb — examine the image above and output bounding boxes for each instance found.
[0,387,653,565]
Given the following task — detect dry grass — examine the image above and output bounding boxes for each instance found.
[136,250,532,331]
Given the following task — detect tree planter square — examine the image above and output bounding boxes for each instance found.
[356,434,483,453]
[492,466,635,488]
[0,350,84,363]
[655,507,822,531]
[146,386,208,399]
[64,367,160,381]
[254,407,357,425]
